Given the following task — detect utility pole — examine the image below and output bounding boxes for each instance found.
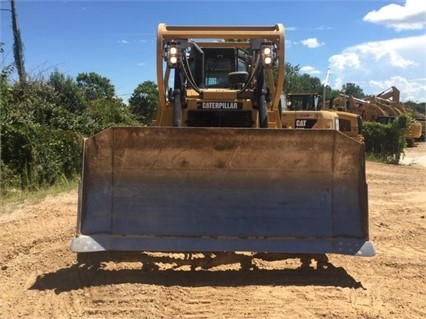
[10,0,26,83]
[322,68,331,109]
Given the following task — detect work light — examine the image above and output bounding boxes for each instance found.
[166,42,180,68]
[261,43,274,68]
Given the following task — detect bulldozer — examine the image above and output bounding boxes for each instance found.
[71,23,375,268]
[282,93,364,142]
[281,93,338,129]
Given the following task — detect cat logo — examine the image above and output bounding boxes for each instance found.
[295,120,307,127]
[295,119,317,128]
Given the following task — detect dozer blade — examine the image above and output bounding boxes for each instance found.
[71,127,375,257]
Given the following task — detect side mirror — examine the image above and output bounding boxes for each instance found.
[228,71,249,88]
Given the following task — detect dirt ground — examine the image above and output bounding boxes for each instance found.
[1,143,425,319]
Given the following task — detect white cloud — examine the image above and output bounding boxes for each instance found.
[329,52,361,70]
[333,78,343,92]
[363,0,426,31]
[369,76,426,102]
[328,34,426,101]
[329,35,422,71]
[301,38,324,48]
[117,39,129,44]
[300,65,321,75]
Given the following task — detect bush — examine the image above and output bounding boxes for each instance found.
[1,119,82,191]
[363,115,410,164]
[1,71,136,195]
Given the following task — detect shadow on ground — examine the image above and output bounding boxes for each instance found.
[30,252,364,293]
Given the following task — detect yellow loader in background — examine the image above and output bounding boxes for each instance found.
[71,23,375,268]
[282,93,364,142]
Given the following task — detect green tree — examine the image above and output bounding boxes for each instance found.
[76,72,115,101]
[82,97,137,135]
[128,81,159,125]
[342,82,365,98]
[282,63,322,94]
[283,63,301,93]
[48,69,85,114]
[299,73,322,94]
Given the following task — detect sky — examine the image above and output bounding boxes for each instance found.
[1,0,425,102]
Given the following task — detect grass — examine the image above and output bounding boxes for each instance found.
[365,153,384,163]
[365,151,405,165]
[0,177,79,215]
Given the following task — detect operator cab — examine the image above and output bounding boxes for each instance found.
[189,47,249,89]
[285,94,321,111]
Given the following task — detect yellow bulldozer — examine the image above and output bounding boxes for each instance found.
[282,93,364,142]
[71,24,375,267]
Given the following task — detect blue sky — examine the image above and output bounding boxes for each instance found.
[1,0,425,102]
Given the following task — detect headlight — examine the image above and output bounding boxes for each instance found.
[261,43,274,68]
[264,56,272,65]
[263,47,271,55]
[169,56,178,65]
[166,42,180,68]
[169,47,178,55]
